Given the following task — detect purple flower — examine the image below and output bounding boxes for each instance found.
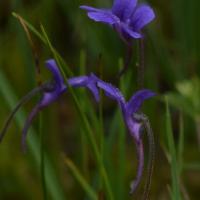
[0,59,155,194]
[96,79,155,194]
[80,0,155,43]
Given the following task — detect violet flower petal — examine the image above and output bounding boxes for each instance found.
[121,23,142,39]
[39,60,67,107]
[68,76,89,87]
[97,80,126,111]
[45,59,65,89]
[68,74,100,102]
[123,0,138,20]
[126,89,156,116]
[80,5,105,13]
[131,4,155,31]
[112,0,130,18]
[87,11,120,25]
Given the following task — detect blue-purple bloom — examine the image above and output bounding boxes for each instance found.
[0,59,155,194]
[80,0,155,43]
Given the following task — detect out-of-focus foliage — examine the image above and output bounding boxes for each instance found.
[0,0,200,199]
[167,77,200,118]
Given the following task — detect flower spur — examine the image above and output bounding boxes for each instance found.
[0,59,155,197]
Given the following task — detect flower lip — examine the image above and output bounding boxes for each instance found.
[126,89,156,116]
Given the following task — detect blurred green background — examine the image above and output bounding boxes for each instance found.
[0,0,200,199]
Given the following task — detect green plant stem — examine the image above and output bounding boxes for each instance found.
[40,24,113,200]
[98,58,104,189]
[79,50,89,177]
[178,113,184,175]
[165,97,181,200]
[64,158,98,200]
[12,14,113,199]
[40,113,47,200]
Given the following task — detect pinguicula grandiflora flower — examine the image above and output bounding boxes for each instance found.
[95,79,156,196]
[0,59,101,150]
[80,0,155,43]
[0,59,155,196]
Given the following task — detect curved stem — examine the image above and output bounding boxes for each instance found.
[0,86,43,142]
[138,39,145,89]
[40,113,47,200]
[142,117,155,200]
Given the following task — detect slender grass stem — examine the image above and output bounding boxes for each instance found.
[64,158,98,200]
[79,50,89,177]
[138,39,145,89]
[165,97,181,200]
[0,86,43,141]
[98,55,104,189]
[142,116,155,200]
[39,113,47,200]
[40,24,113,200]
[12,14,113,199]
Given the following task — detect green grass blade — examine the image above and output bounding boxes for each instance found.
[64,158,98,200]
[79,50,89,176]
[12,12,73,77]
[11,14,113,199]
[40,25,113,199]
[177,113,184,175]
[39,113,47,200]
[0,69,66,200]
[165,97,181,200]
[12,12,46,44]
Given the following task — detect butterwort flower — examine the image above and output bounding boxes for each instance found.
[0,59,155,195]
[0,60,101,150]
[96,79,155,194]
[74,72,156,195]
[80,0,155,43]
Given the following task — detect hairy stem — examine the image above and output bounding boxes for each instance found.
[142,117,155,200]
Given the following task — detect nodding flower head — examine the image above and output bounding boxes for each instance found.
[0,58,156,195]
[80,0,155,43]
[0,59,67,150]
